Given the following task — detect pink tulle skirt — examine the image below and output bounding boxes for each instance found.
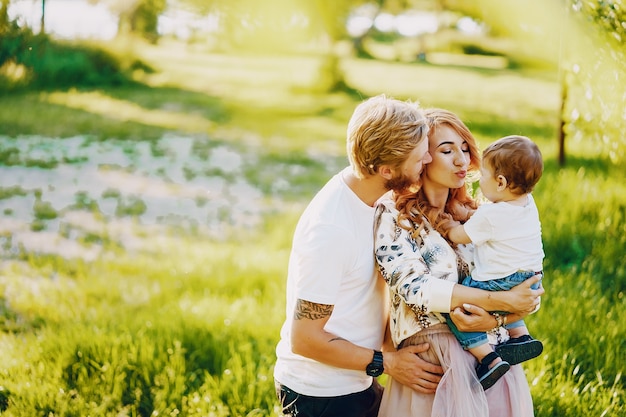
[377,324,534,417]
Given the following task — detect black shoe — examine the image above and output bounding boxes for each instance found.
[476,351,510,390]
[495,335,543,365]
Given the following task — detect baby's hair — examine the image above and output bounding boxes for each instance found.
[482,135,543,194]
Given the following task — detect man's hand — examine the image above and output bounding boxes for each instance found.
[383,343,443,394]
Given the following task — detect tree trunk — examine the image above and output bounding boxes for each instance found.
[316,48,363,95]
[558,77,567,167]
[0,0,9,31]
[40,0,46,34]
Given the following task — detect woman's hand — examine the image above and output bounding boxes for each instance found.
[451,274,545,332]
[505,274,544,314]
[449,303,496,332]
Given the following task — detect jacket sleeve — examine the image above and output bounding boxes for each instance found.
[373,200,455,314]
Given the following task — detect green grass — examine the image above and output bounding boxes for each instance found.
[0,40,624,416]
[0,237,289,416]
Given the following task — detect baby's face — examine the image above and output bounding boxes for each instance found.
[478,162,501,203]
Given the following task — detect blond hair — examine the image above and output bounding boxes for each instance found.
[347,95,429,179]
[483,135,543,195]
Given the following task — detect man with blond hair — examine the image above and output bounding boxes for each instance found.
[273,95,440,417]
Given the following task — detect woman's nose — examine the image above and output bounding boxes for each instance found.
[454,152,468,166]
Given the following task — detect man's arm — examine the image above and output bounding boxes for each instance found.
[290,299,372,370]
[291,299,443,393]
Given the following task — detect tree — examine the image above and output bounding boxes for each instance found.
[89,0,166,42]
[563,0,626,165]
[0,0,10,31]
[177,0,374,92]
[437,0,625,166]
[40,0,45,34]
[176,0,218,15]
[300,0,366,92]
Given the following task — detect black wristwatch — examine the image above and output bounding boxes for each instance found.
[366,350,384,377]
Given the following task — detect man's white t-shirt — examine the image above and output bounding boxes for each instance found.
[274,168,387,397]
[463,193,544,281]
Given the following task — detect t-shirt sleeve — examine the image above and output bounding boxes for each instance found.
[462,206,494,246]
[292,223,351,305]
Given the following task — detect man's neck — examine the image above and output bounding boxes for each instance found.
[342,169,388,207]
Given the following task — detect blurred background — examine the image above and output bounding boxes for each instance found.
[0,1,624,416]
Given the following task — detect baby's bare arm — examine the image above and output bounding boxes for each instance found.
[448,223,472,244]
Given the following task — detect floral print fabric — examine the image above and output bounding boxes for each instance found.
[374,195,473,347]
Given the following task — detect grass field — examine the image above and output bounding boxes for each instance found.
[0,41,624,416]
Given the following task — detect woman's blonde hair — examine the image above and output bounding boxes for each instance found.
[395,108,480,235]
[347,95,429,179]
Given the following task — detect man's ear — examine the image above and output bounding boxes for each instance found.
[378,165,394,180]
[496,175,508,191]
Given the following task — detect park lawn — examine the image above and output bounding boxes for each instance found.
[0,41,623,416]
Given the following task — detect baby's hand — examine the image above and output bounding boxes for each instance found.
[441,218,461,233]
[439,214,463,239]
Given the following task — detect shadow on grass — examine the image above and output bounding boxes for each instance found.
[0,93,166,141]
[0,84,234,142]
[426,59,558,82]
[461,111,557,141]
[103,84,231,125]
[544,155,615,175]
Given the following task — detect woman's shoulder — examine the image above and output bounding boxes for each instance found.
[375,190,395,205]
[374,191,399,214]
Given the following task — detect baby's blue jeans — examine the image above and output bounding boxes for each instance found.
[446,270,542,350]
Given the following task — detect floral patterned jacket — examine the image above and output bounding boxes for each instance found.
[374,195,474,348]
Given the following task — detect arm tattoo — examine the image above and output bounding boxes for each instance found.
[294,299,333,320]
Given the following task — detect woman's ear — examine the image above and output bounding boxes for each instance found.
[496,175,508,191]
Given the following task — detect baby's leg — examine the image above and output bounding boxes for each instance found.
[507,323,530,339]
[471,344,510,390]
[469,342,498,365]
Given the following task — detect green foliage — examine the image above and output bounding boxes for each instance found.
[0,237,286,416]
[539,161,626,289]
[1,166,624,416]
[0,23,139,92]
[572,0,626,39]
[243,151,336,199]
[70,191,100,212]
[114,195,147,217]
[525,270,625,417]
[562,0,626,164]
[0,186,27,200]
[33,198,58,220]
[124,0,167,43]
